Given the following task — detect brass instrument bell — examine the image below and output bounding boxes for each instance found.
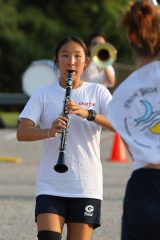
[91,42,117,68]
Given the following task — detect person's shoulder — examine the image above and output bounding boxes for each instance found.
[88,82,112,98]
[83,81,102,89]
[94,82,110,92]
[83,81,110,92]
[117,67,140,88]
[82,81,96,87]
[118,60,160,90]
[112,62,157,98]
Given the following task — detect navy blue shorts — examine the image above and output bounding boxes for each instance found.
[121,168,160,240]
[35,195,101,229]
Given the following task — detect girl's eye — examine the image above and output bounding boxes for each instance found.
[75,54,82,58]
[62,54,68,57]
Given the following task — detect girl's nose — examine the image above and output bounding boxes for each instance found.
[68,56,75,65]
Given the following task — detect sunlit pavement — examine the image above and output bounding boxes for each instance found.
[0,129,132,240]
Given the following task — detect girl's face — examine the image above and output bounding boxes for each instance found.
[58,41,87,83]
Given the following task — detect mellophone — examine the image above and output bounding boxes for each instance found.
[54,70,74,173]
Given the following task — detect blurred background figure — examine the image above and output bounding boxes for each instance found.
[81,32,117,89]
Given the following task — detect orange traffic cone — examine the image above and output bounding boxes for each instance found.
[110,133,128,162]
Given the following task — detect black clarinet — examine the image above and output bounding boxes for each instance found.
[54,70,74,173]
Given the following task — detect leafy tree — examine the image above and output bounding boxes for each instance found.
[0,0,148,93]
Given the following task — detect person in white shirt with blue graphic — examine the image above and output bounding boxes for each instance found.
[107,1,160,240]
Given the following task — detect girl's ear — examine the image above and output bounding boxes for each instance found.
[87,56,90,63]
[84,56,90,69]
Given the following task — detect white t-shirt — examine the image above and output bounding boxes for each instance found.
[107,61,160,170]
[19,80,112,200]
[81,62,115,87]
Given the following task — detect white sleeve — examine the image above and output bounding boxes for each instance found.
[19,90,43,126]
[97,85,112,115]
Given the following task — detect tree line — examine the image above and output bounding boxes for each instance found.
[1,0,158,93]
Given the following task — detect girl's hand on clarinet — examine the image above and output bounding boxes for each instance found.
[66,99,88,119]
[49,116,68,137]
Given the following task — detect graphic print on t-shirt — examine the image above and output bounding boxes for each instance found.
[124,87,160,148]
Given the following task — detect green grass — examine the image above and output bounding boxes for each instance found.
[0,111,19,128]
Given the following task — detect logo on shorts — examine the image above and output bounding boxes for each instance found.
[84,205,94,217]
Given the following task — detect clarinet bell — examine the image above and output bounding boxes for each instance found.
[54,152,68,173]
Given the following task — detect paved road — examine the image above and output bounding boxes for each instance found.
[0,129,132,240]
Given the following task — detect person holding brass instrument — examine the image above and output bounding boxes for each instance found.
[106,1,160,239]
[81,32,117,88]
[17,36,113,240]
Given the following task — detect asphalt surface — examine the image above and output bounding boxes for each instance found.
[0,129,132,240]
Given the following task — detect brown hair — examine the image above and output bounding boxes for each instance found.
[121,0,160,57]
[54,36,88,68]
[87,32,108,46]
